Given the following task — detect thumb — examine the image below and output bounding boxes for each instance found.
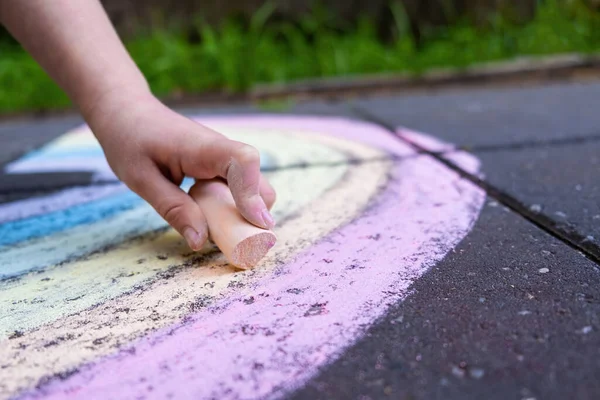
[129,168,208,251]
[180,134,275,230]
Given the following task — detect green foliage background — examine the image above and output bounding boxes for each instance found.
[0,0,598,113]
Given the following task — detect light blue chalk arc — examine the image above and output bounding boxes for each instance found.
[0,204,166,280]
[15,147,274,169]
[0,191,144,247]
[0,178,197,248]
[260,152,275,170]
[18,147,105,161]
[0,147,274,248]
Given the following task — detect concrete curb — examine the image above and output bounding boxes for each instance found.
[248,53,600,100]
[1,53,599,122]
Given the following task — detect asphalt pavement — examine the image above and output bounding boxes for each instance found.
[1,80,599,400]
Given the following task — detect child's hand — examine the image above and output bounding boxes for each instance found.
[86,91,276,251]
[0,1,277,251]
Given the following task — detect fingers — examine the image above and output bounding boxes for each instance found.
[127,166,209,251]
[259,175,276,210]
[180,131,276,230]
[226,145,275,229]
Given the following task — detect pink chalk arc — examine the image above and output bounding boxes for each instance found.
[4,115,485,400]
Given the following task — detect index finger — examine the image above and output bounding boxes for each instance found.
[179,131,275,230]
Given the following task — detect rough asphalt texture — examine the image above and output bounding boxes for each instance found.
[0,116,82,166]
[1,80,599,400]
[0,116,83,204]
[351,82,600,147]
[292,203,600,400]
[477,143,600,251]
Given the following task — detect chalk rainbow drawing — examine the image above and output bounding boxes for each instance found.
[0,115,485,399]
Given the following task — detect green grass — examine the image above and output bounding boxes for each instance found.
[0,0,599,114]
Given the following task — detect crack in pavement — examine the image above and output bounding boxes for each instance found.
[350,105,600,266]
[462,131,600,153]
[0,154,431,196]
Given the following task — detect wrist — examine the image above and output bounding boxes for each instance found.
[76,78,154,124]
[82,81,156,140]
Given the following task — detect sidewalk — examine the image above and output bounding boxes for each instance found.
[1,79,599,400]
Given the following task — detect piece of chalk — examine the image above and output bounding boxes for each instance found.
[189,179,276,269]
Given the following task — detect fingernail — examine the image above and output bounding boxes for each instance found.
[183,228,203,251]
[261,209,276,229]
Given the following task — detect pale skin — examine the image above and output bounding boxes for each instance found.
[0,0,276,251]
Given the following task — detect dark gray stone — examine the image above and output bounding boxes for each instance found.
[290,203,600,400]
[1,90,600,400]
[476,140,600,249]
[351,81,600,148]
[0,116,82,168]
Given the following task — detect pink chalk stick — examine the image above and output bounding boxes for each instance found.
[189,179,276,269]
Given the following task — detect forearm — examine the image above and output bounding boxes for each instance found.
[0,0,150,120]
[0,1,276,241]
